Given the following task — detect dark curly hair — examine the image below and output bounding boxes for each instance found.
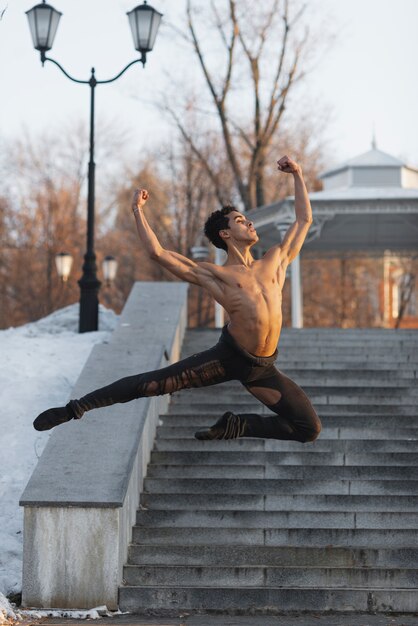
[204,205,237,251]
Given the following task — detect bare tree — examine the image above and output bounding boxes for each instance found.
[394,257,417,328]
[162,0,330,210]
[0,121,128,327]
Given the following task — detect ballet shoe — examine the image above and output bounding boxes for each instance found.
[33,406,73,431]
[194,411,247,440]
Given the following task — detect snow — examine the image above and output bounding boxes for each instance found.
[0,303,119,620]
[0,592,122,623]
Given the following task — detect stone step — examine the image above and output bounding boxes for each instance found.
[129,544,418,569]
[118,585,418,613]
[122,563,418,588]
[169,395,418,408]
[196,379,415,394]
[136,509,418,529]
[182,333,418,344]
[142,478,418,496]
[281,361,416,370]
[131,528,418,549]
[150,450,418,466]
[156,426,418,441]
[182,340,418,350]
[175,379,411,390]
[183,350,418,363]
[181,353,418,369]
[280,368,415,379]
[184,329,417,339]
[181,343,418,357]
[166,405,418,416]
[166,404,418,416]
[176,377,414,390]
[187,327,416,334]
[160,413,418,428]
[153,439,418,452]
[146,463,418,480]
[140,493,418,511]
[182,345,418,361]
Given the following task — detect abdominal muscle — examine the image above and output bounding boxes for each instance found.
[223,288,283,357]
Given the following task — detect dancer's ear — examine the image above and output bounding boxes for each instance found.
[219,229,230,242]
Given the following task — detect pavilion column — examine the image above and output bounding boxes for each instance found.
[214,247,225,328]
[291,255,303,328]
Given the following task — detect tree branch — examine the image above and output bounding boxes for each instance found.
[265,52,302,145]
[210,0,229,50]
[164,102,226,206]
[262,0,290,141]
[219,0,238,108]
[255,0,280,58]
[187,0,219,106]
[187,0,249,207]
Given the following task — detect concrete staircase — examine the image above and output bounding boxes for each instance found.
[119,328,418,615]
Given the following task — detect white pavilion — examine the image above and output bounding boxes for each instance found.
[249,144,418,328]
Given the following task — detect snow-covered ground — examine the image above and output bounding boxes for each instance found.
[0,303,119,619]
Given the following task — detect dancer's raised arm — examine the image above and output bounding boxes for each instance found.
[132,189,220,290]
[277,156,313,262]
[264,156,313,266]
[131,188,199,283]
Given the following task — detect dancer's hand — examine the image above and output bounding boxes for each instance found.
[277,155,301,175]
[132,188,149,211]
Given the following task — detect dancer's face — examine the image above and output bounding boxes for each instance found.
[222,211,258,247]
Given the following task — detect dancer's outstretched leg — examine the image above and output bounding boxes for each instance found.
[33,343,235,431]
[195,367,321,443]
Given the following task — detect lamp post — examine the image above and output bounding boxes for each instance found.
[26,1,162,332]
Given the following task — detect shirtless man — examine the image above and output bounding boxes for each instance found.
[34,155,321,443]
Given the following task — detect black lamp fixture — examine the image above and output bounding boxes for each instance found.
[26,1,162,332]
[26,1,162,66]
[26,1,62,56]
[127,2,163,66]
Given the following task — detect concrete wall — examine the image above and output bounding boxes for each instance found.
[20,282,188,610]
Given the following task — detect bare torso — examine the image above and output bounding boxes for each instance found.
[198,252,287,356]
[133,158,311,357]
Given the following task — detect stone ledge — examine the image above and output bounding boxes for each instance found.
[20,281,188,609]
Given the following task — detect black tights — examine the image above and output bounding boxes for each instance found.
[68,326,321,443]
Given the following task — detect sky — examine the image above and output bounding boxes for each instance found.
[1,0,418,172]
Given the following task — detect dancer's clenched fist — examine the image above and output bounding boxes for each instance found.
[132,188,149,212]
[277,155,301,175]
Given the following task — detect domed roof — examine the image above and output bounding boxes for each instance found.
[346,148,404,168]
[321,148,404,179]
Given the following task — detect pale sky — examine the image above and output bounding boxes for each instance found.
[1,0,417,170]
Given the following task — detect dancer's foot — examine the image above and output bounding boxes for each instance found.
[194,411,247,440]
[33,406,73,431]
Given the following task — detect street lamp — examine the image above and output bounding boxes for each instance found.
[102,255,118,288]
[55,251,73,283]
[26,1,162,332]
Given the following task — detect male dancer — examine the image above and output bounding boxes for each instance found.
[34,155,321,443]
